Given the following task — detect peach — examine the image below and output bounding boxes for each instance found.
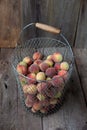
[46,77,51,81]
[44,60,53,67]
[40,108,48,114]
[33,102,42,111]
[37,82,48,93]
[50,99,57,105]
[31,107,37,113]
[29,64,39,74]
[39,62,49,72]
[54,92,62,98]
[46,86,57,97]
[27,73,36,84]
[52,75,64,88]
[60,61,69,70]
[33,52,42,60]
[58,70,68,80]
[19,61,27,67]
[46,55,52,60]
[37,93,46,101]
[41,99,50,107]
[52,52,63,62]
[23,56,32,65]
[16,64,27,75]
[54,63,60,71]
[25,96,33,108]
[36,72,46,81]
[27,84,37,94]
[34,59,42,65]
[23,84,29,93]
[26,94,36,102]
[46,67,56,78]
[20,77,27,86]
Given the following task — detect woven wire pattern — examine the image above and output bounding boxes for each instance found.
[11,37,74,116]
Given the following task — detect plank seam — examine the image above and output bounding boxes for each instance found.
[73,0,82,47]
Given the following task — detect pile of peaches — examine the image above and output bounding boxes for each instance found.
[16,52,69,114]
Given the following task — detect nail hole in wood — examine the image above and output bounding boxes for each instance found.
[4,83,8,89]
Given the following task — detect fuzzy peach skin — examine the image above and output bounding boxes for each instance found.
[29,64,39,74]
[16,64,27,75]
[58,70,68,80]
[27,73,36,84]
[27,84,37,95]
[39,62,49,72]
[60,61,69,71]
[36,72,46,81]
[23,56,32,65]
[54,63,60,71]
[46,67,56,78]
[52,52,63,62]
[46,55,52,60]
[37,82,48,93]
[34,59,42,65]
[19,61,27,67]
[44,59,54,67]
[52,75,64,88]
[37,93,46,101]
[33,52,43,60]
[32,102,42,111]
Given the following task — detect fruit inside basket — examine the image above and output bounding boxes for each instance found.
[11,23,74,115]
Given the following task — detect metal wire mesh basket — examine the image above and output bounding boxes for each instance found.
[11,23,74,116]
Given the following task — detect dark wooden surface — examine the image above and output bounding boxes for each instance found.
[0,0,87,48]
[0,0,22,47]
[0,48,87,130]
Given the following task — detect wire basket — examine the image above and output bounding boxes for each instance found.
[11,23,74,116]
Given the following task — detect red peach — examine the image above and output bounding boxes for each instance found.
[60,61,69,70]
[52,75,64,88]
[33,102,42,111]
[52,52,63,62]
[58,70,68,80]
[37,82,48,93]
[46,86,57,98]
[39,62,49,72]
[33,52,42,60]
[46,55,52,60]
[46,67,56,78]
[36,72,46,81]
[26,94,36,102]
[23,56,32,65]
[29,64,39,74]
[16,64,27,75]
[27,84,37,95]
[34,59,42,65]
[25,96,33,108]
[27,73,36,84]
[54,63,60,71]
[44,60,53,67]
[40,99,50,107]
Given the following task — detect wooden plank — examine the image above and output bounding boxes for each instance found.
[74,48,87,102]
[0,49,42,130]
[0,0,22,47]
[36,0,81,46]
[75,0,87,48]
[42,65,87,130]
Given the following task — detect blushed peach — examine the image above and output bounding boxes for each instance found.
[39,62,49,72]
[23,56,32,65]
[29,64,39,74]
[37,82,48,93]
[27,84,37,94]
[60,61,69,70]
[33,52,42,60]
[54,63,60,71]
[37,93,46,101]
[27,73,36,84]
[16,64,27,75]
[36,72,46,81]
[52,52,63,62]
[46,67,56,78]
[34,59,42,65]
[44,60,53,67]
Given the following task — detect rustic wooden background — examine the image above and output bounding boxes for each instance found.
[0,0,87,48]
[0,1,87,130]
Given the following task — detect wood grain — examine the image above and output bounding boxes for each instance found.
[0,0,22,47]
[43,65,87,130]
[0,49,42,130]
[75,0,87,48]
[74,48,87,102]
[36,0,81,46]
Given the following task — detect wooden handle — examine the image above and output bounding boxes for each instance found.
[35,23,60,34]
